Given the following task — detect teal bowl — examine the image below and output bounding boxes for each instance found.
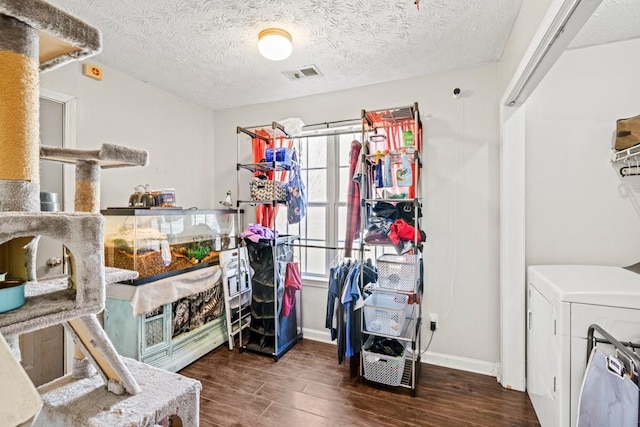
[0,281,25,313]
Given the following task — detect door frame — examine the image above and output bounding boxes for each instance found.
[499,0,602,390]
[40,88,76,212]
[39,87,77,373]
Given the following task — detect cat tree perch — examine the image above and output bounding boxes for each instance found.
[0,1,201,425]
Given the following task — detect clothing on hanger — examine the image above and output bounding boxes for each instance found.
[325,259,378,364]
[282,261,302,317]
[343,140,362,258]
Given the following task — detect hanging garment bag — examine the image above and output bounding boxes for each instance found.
[577,348,639,427]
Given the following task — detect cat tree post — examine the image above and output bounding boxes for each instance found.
[0,14,40,210]
[40,145,149,381]
[0,13,41,306]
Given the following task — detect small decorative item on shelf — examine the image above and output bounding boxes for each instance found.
[219,190,233,208]
[156,188,176,207]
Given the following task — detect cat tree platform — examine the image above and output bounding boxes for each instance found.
[0,0,101,72]
[35,358,201,427]
[0,211,104,336]
[40,144,149,169]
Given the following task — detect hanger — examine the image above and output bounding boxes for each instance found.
[276,244,295,262]
[330,250,343,269]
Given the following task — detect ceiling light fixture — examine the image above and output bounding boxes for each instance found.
[258,28,292,61]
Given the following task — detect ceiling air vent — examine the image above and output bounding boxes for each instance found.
[282,64,323,81]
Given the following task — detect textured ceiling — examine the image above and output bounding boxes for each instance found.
[570,0,640,49]
[44,0,523,110]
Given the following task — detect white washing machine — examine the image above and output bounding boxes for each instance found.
[527,265,640,427]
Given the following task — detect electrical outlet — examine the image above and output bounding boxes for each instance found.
[429,313,438,331]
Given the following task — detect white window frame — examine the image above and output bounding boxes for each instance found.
[276,126,362,280]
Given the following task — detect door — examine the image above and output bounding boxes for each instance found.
[37,98,65,278]
[19,97,66,387]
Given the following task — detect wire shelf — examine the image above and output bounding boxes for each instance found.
[237,161,297,173]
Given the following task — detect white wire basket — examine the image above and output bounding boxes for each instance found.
[364,292,408,336]
[362,336,406,386]
[376,254,418,292]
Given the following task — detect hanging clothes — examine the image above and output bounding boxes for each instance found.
[282,261,302,317]
[343,140,362,258]
[325,259,377,364]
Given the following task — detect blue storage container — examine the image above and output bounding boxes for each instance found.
[265,147,293,169]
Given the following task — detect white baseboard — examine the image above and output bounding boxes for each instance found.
[302,328,499,378]
[302,327,334,345]
[422,351,500,378]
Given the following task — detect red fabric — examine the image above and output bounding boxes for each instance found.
[343,140,361,258]
[283,262,302,317]
[388,219,423,245]
[252,130,270,226]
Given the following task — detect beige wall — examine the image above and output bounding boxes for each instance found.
[40,61,216,209]
[526,38,640,266]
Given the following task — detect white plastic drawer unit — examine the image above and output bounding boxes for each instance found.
[526,265,640,427]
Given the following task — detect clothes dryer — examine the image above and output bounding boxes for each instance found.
[527,265,640,426]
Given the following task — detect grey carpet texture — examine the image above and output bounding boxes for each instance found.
[0,14,37,58]
[0,0,101,71]
[40,143,149,168]
[76,160,101,182]
[63,315,141,395]
[0,180,40,211]
[104,267,139,285]
[36,358,201,427]
[0,211,105,335]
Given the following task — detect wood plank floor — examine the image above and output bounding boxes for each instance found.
[179,339,540,427]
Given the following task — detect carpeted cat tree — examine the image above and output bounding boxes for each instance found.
[0,1,201,426]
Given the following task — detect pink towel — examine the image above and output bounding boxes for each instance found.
[283,262,302,317]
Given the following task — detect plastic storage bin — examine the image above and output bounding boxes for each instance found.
[362,336,406,386]
[377,254,418,292]
[265,147,293,169]
[364,292,408,336]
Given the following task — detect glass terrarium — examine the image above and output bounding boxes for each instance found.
[102,208,238,285]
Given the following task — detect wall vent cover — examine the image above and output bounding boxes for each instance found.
[282,64,323,81]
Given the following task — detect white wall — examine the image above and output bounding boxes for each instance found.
[40,61,216,209]
[526,37,640,266]
[214,63,502,372]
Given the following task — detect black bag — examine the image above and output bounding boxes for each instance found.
[396,201,422,225]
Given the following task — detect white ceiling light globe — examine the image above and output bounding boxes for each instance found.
[258,28,293,61]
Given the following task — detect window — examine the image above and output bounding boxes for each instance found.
[275,130,362,277]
